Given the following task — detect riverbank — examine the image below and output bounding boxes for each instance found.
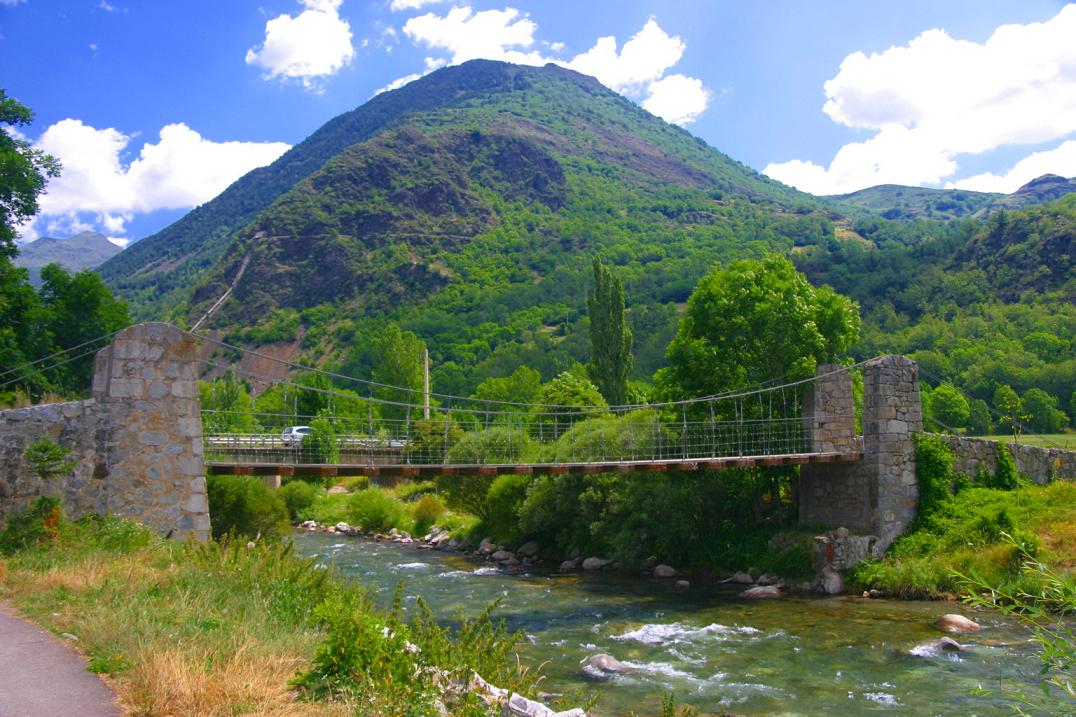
[0,510,573,717]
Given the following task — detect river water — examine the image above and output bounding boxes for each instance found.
[293,531,1054,716]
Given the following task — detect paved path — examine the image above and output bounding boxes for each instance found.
[0,602,121,717]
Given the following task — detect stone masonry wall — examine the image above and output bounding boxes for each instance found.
[933,434,1075,485]
[0,323,210,541]
[805,363,857,453]
[800,355,922,555]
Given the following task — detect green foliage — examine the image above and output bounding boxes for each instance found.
[411,494,446,536]
[205,474,290,541]
[926,383,970,430]
[23,437,76,482]
[543,409,669,462]
[347,488,411,533]
[470,365,541,409]
[0,497,63,554]
[302,417,339,465]
[198,370,255,433]
[991,442,1024,491]
[278,480,318,521]
[994,384,1026,437]
[913,434,955,519]
[409,416,464,464]
[967,398,994,436]
[0,89,60,254]
[1021,387,1069,433]
[448,425,538,464]
[394,479,437,501]
[660,254,859,400]
[532,371,607,438]
[369,323,426,423]
[586,256,633,406]
[436,473,498,523]
[484,473,530,544]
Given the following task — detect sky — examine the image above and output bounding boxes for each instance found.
[2,0,1074,247]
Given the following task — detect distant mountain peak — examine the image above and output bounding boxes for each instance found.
[14,231,122,285]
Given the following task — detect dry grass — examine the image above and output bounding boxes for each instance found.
[121,642,351,717]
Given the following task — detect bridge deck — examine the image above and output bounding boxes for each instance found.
[206,451,862,478]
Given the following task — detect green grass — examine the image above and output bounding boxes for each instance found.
[850,480,1076,599]
[0,511,549,717]
[980,433,1076,450]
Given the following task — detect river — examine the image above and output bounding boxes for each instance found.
[293,531,1053,716]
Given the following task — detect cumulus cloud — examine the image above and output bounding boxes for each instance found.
[389,0,447,10]
[398,8,710,125]
[948,139,1076,192]
[246,0,355,91]
[21,119,290,242]
[765,5,1076,194]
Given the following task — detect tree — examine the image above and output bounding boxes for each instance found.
[927,384,970,431]
[369,323,426,423]
[659,254,860,399]
[532,371,607,439]
[0,90,60,256]
[587,257,632,406]
[199,371,256,434]
[966,398,993,436]
[471,365,541,412]
[1021,388,1068,434]
[993,384,1025,439]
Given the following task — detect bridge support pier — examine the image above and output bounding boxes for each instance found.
[799,356,921,555]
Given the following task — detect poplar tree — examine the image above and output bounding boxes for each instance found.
[587,257,632,406]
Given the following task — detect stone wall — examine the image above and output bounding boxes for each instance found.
[799,355,922,555]
[933,434,1075,484]
[0,323,210,541]
[805,363,857,453]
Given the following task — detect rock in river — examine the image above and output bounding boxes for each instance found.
[740,585,782,599]
[935,614,981,633]
[653,564,678,578]
[580,653,636,679]
[582,557,612,571]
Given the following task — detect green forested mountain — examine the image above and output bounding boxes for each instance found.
[96,60,1072,425]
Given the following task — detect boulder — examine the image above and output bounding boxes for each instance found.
[674,580,691,590]
[819,565,843,595]
[582,557,612,571]
[334,522,351,533]
[652,564,678,578]
[558,558,580,572]
[431,532,454,548]
[476,538,496,556]
[722,571,755,584]
[490,550,516,563]
[935,614,981,633]
[299,520,318,529]
[756,573,779,586]
[910,636,965,657]
[740,585,781,599]
[580,653,635,677]
[517,541,540,558]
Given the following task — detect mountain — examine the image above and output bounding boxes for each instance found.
[14,231,122,285]
[99,60,848,390]
[829,184,1001,222]
[100,60,812,320]
[830,174,1076,223]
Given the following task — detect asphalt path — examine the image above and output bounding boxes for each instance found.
[0,602,121,717]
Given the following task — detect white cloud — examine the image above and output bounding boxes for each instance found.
[390,0,447,11]
[765,5,1076,195]
[399,8,710,125]
[21,119,290,241]
[947,139,1076,193]
[245,0,355,91]
[642,73,711,125]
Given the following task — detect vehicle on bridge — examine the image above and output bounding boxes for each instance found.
[280,425,312,447]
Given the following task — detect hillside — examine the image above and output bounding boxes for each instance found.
[14,231,121,284]
[99,60,812,321]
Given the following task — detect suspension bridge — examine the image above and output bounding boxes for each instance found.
[191,333,867,478]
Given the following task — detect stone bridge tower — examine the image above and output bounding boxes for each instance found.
[800,355,922,554]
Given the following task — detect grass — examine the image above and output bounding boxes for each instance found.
[979,433,1076,450]
[0,511,545,717]
[850,480,1076,599]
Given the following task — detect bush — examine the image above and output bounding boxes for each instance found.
[334,475,369,492]
[0,497,64,554]
[302,418,338,465]
[206,474,290,541]
[278,481,318,521]
[543,409,669,462]
[395,480,436,501]
[347,489,410,533]
[447,426,538,464]
[990,442,1024,490]
[411,494,446,536]
[485,474,530,544]
[913,434,954,519]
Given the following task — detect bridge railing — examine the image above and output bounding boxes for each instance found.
[203,412,814,467]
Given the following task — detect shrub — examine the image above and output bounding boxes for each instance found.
[447,426,538,464]
[206,474,290,541]
[913,434,954,519]
[543,409,669,462]
[347,489,410,533]
[411,494,446,536]
[301,418,338,465]
[278,481,318,521]
[485,474,530,544]
[395,480,436,501]
[23,438,77,482]
[991,442,1023,490]
[408,417,463,464]
[436,473,496,521]
[0,497,64,554]
[334,475,369,492]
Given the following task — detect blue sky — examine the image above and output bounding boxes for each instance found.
[2,0,1074,245]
